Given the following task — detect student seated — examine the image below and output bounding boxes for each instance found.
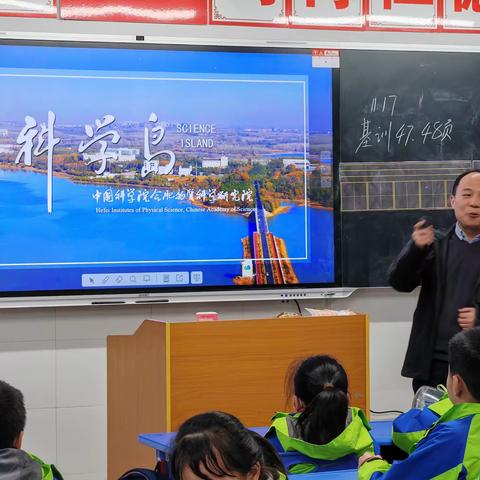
[359,327,480,480]
[170,411,287,480]
[0,380,63,480]
[266,355,375,474]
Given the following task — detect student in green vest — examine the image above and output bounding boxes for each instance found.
[0,380,63,480]
[267,355,375,474]
[170,411,287,480]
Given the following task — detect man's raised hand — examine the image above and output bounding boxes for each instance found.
[412,219,434,248]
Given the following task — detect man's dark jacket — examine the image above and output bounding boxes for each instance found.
[388,225,480,380]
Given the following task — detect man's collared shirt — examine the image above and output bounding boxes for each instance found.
[455,222,480,244]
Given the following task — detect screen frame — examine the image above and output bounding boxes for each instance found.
[0,38,342,304]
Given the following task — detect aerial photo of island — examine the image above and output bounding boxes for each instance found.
[0,47,334,287]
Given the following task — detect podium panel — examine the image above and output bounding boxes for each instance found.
[107,315,369,479]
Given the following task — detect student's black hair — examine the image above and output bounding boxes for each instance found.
[0,380,26,449]
[449,327,480,401]
[286,355,349,445]
[451,169,480,196]
[170,411,286,480]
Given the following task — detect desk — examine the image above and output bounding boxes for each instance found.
[137,431,357,480]
[138,421,393,462]
[369,420,395,447]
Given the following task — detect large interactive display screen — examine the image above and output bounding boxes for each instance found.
[0,41,337,300]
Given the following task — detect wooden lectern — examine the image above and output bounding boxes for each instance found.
[107,314,369,480]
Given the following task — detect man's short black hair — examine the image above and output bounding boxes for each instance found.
[451,169,480,196]
[449,328,480,401]
[0,380,26,449]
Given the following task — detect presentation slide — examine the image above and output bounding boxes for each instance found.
[0,43,334,294]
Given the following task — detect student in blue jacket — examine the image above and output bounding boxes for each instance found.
[359,327,480,480]
[0,380,62,480]
[391,392,453,454]
[267,355,374,474]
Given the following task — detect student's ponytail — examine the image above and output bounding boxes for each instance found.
[290,355,349,445]
[297,386,349,445]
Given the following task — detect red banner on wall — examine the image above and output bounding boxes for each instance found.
[290,0,364,29]
[211,0,289,25]
[444,0,480,30]
[59,0,207,23]
[0,0,56,18]
[3,0,479,33]
[368,0,440,29]
[211,0,480,32]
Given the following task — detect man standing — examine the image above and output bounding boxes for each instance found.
[389,170,480,391]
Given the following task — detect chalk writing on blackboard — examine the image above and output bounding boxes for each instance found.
[355,94,454,155]
[339,49,480,286]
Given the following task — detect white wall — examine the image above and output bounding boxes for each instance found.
[0,290,417,480]
[0,13,472,480]
[328,288,418,414]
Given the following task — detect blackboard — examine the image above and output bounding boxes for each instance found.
[339,49,480,287]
